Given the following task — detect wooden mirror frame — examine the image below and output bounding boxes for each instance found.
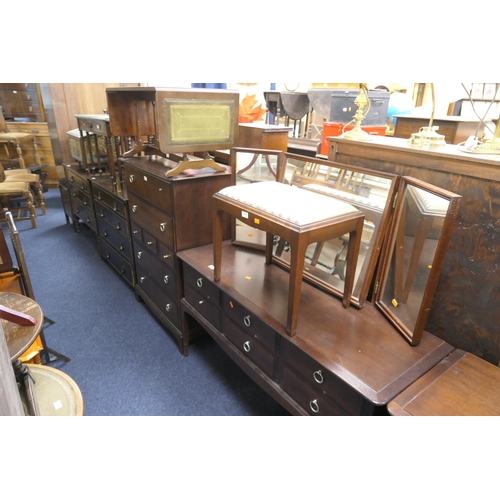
[271,152,399,308]
[374,176,462,346]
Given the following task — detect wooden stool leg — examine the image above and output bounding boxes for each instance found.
[265,232,274,264]
[286,235,307,336]
[14,141,26,169]
[342,218,364,308]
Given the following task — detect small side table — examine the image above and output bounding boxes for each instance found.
[388,349,500,416]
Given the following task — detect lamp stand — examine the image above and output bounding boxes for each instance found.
[340,84,372,141]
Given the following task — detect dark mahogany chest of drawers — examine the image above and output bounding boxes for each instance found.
[178,241,455,416]
[65,164,97,233]
[122,155,232,354]
[92,177,134,287]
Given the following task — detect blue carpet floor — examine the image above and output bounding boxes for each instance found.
[5,188,290,416]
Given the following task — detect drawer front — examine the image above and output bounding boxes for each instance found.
[128,192,174,248]
[93,187,127,218]
[125,165,173,214]
[283,341,365,415]
[100,238,134,285]
[67,170,91,193]
[184,284,221,330]
[95,202,129,238]
[77,118,109,135]
[281,366,348,416]
[72,202,96,230]
[222,295,278,353]
[136,266,179,329]
[134,237,175,272]
[0,121,49,136]
[183,264,220,308]
[224,317,275,378]
[69,185,92,211]
[97,217,132,258]
[135,248,177,301]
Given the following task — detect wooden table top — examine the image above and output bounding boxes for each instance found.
[0,292,43,361]
[388,349,500,416]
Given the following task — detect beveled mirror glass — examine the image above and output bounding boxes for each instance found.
[230,147,282,250]
[374,177,461,345]
[272,152,399,307]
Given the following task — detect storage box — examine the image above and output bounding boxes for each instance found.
[67,129,112,168]
[320,122,386,156]
[329,89,390,126]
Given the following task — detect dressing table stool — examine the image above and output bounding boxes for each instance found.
[212,181,365,336]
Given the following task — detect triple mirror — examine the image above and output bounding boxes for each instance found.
[231,149,399,307]
[374,177,461,345]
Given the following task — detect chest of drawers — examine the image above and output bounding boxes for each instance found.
[66,164,97,233]
[92,177,134,287]
[122,155,232,354]
[178,241,455,416]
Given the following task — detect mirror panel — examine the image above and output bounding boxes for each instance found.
[375,177,462,345]
[273,152,399,307]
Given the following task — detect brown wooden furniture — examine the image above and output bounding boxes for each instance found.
[65,164,98,233]
[178,241,454,415]
[0,168,37,228]
[388,349,500,416]
[122,155,232,354]
[393,115,485,145]
[327,136,500,364]
[0,109,41,171]
[212,181,365,336]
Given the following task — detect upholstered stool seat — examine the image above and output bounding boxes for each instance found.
[212,181,365,336]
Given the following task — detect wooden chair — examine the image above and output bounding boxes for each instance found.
[0,162,46,217]
[0,110,40,170]
[0,178,37,228]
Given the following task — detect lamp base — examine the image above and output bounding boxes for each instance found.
[340,125,373,141]
[408,126,446,148]
[472,137,500,154]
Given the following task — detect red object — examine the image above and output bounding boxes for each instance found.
[320,122,386,156]
[0,304,37,326]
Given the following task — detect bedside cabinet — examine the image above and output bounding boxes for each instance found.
[122,155,232,354]
[66,164,99,233]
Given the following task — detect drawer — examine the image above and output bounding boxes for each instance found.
[136,268,179,329]
[134,238,175,272]
[124,165,173,214]
[128,192,174,249]
[97,217,132,258]
[93,187,127,218]
[183,264,220,308]
[0,121,49,136]
[77,118,109,135]
[69,185,92,211]
[224,316,276,379]
[282,341,365,415]
[281,365,348,416]
[100,238,134,286]
[184,284,221,330]
[67,170,91,193]
[222,295,278,354]
[134,250,177,301]
[95,202,129,237]
[72,203,96,231]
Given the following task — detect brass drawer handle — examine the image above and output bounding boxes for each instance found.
[309,399,320,414]
[140,277,146,283]
[137,251,142,259]
[119,243,124,251]
[243,315,251,327]
[160,222,167,232]
[116,223,121,230]
[129,175,134,183]
[313,370,324,384]
[163,275,169,284]
[243,341,251,353]
[132,205,138,212]
[165,304,171,312]
[103,230,108,237]
[113,203,117,211]
[163,253,172,260]
[197,278,203,288]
